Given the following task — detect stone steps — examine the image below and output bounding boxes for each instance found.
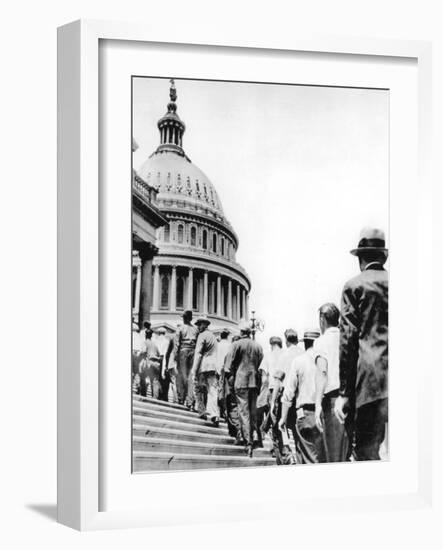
[132,393,276,471]
[132,405,229,432]
[134,395,228,424]
[133,423,236,445]
[133,435,270,458]
[133,451,275,472]
[133,413,229,436]
[133,394,188,412]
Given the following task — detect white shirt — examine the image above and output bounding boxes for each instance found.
[132,330,144,353]
[217,339,231,375]
[155,334,170,356]
[313,326,340,395]
[258,348,283,389]
[275,345,304,383]
[282,348,316,408]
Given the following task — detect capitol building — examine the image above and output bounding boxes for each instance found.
[132,80,251,335]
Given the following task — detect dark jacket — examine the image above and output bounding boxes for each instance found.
[226,336,264,390]
[339,263,388,409]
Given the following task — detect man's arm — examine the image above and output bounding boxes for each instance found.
[315,356,328,432]
[339,283,360,398]
[224,343,239,380]
[191,333,204,378]
[258,356,269,392]
[269,376,282,423]
[172,327,181,362]
[335,282,360,423]
[279,361,297,428]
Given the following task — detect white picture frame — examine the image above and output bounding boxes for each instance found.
[57,19,433,531]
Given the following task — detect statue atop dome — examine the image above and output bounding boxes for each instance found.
[156,78,186,154]
[169,78,177,103]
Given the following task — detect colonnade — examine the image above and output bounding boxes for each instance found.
[150,264,248,320]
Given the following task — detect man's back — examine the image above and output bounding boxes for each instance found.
[283,349,316,408]
[275,345,304,384]
[195,329,218,372]
[259,348,283,389]
[340,265,388,408]
[230,337,264,389]
[175,323,199,349]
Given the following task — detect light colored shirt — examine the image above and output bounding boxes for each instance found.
[132,330,144,353]
[217,339,231,375]
[259,348,283,389]
[274,345,304,383]
[173,323,199,357]
[193,329,218,373]
[282,348,316,408]
[155,334,170,356]
[313,327,340,394]
[145,339,160,360]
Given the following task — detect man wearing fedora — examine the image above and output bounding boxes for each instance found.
[225,321,264,457]
[191,315,220,426]
[173,310,199,407]
[334,227,389,461]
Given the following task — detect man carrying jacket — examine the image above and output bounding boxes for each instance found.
[334,227,389,461]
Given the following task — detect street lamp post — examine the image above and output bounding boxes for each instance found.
[249,310,264,340]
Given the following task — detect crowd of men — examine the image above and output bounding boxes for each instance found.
[132,227,389,464]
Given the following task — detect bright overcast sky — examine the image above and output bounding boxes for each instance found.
[133,77,389,348]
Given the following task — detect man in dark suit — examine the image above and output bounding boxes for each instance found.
[225,321,264,457]
[334,227,389,461]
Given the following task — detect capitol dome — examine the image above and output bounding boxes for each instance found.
[138,149,228,224]
[133,79,250,334]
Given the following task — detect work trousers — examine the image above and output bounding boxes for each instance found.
[236,387,258,446]
[294,409,325,464]
[159,361,178,403]
[353,398,388,461]
[176,347,195,405]
[194,371,220,420]
[147,364,161,400]
[322,395,350,462]
[222,375,242,439]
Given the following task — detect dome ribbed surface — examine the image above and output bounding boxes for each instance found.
[138,151,226,220]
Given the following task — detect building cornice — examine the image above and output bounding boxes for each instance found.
[132,191,168,229]
[153,251,251,291]
[162,209,239,246]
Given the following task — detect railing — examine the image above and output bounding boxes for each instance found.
[133,173,158,204]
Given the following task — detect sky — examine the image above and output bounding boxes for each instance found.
[133,77,389,348]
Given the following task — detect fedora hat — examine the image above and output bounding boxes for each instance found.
[350,227,388,256]
[195,315,211,326]
[301,328,320,341]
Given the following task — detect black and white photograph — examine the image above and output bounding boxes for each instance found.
[131,76,389,472]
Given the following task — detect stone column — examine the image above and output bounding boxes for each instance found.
[245,292,249,320]
[236,283,241,320]
[139,246,156,326]
[227,279,232,319]
[203,270,209,314]
[187,267,194,310]
[216,276,222,316]
[152,264,160,310]
[132,252,142,320]
[170,265,177,312]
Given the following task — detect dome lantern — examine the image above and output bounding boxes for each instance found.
[156,79,187,156]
